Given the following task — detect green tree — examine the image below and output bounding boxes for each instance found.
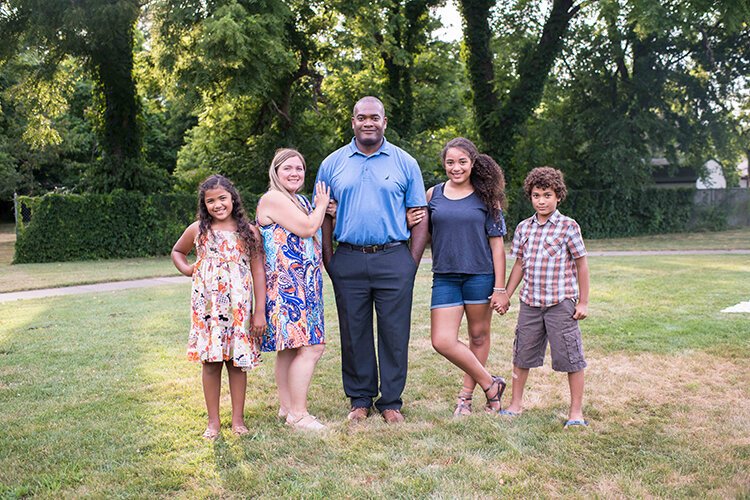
[151,0,329,192]
[332,0,443,140]
[155,0,468,191]
[0,0,148,192]
[0,55,99,197]
[459,0,581,185]
[514,0,750,190]
[320,0,470,183]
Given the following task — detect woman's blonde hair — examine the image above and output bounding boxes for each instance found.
[268,148,307,213]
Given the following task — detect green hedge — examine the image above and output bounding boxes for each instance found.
[13,187,730,263]
[14,191,260,263]
[504,187,706,239]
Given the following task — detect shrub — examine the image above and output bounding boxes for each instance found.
[14,191,260,263]
[15,192,190,263]
[505,187,697,239]
[13,187,738,263]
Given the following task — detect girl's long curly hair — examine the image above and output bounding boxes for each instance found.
[441,137,506,220]
[197,174,259,256]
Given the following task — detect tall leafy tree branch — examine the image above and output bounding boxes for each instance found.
[344,0,439,139]
[459,0,581,185]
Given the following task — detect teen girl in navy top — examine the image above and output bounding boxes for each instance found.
[409,137,509,417]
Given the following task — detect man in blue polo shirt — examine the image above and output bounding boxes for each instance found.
[317,96,428,424]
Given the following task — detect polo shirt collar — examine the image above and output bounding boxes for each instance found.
[532,209,561,226]
[347,137,391,157]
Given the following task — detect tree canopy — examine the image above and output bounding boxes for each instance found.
[0,0,747,201]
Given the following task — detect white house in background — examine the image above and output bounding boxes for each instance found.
[739,158,749,188]
[651,158,698,188]
[696,159,727,189]
[652,157,749,189]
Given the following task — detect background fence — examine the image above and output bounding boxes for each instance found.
[692,188,750,228]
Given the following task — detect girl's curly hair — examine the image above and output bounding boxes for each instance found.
[197,174,259,256]
[523,167,567,202]
[441,137,506,220]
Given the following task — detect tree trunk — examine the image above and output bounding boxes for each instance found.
[459,0,580,185]
[378,0,437,139]
[458,0,498,153]
[89,1,143,192]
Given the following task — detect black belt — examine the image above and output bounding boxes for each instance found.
[338,241,405,254]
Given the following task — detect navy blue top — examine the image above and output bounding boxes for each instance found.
[315,138,426,245]
[428,183,506,274]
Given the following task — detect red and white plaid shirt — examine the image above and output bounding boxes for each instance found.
[510,210,587,307]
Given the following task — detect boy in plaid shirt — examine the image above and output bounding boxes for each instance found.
[497,167,590,428]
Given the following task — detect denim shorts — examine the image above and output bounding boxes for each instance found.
[430,273,495,309]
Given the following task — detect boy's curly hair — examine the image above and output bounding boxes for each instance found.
[197,174,259,257]
[441,137,506,220]
[523,167,567,202]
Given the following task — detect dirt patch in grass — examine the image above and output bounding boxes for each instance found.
[512,350,750,435]
[587,352,750,423]
[394,316,749,495]
[511,351,750,495]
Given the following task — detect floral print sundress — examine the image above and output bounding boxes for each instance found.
[187,229,261,370]
[259,194,325,352]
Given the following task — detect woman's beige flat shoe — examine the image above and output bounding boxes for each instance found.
[286,413,326,431]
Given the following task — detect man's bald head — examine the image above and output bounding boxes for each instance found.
[351,96,388,154]
[353,96,385,117]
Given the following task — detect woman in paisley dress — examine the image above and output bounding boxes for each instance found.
[256,148,331,431]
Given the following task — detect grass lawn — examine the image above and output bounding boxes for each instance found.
[1,224,748,293]
[1,253,748,497]
[585,228,750,251]
[0,224,176,293]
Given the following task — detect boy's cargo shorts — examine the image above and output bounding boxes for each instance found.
[513,299,587,373]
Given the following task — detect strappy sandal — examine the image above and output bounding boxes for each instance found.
[202,427,220,441]
[232,425,250,436]
[483,375,507,414]
[453,391,473,417]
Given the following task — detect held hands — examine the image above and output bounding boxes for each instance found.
[572,302,588,320]
[406,207,426,228]
[314,181,331,212]
[490,290,510,315]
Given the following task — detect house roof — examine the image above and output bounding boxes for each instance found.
[650,159,699,184]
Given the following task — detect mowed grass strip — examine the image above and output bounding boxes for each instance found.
[0,254,748,497]
[585,228,750,251]
[0,224,177,293]
[0,225,748,293]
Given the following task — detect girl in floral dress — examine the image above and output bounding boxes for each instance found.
[172,175,266,440]
[256,149,331,431]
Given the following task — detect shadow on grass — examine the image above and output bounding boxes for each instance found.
[1,260,749,496]
[0,294,164,496]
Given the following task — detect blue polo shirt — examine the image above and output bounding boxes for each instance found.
[315,137,427,246]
